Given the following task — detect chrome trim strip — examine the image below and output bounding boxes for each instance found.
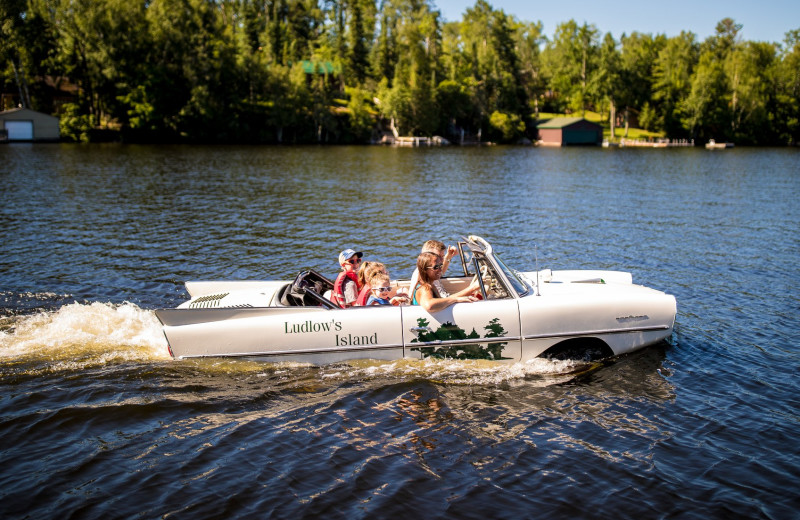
[522,325,670,340]
[178,343,405,359]
[410,336,522,347]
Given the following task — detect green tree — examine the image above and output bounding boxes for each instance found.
[488,110,524,142]
[372,4,398,83]
[617,32,664,135]
[681,18,753,142]
[681,50,728,140]
[595,32,621,137]
[490,9,528,114]
[347,0,372,85]
[542,20,600,115]
[374,0,441,136]
[727,41,779,143]
[31,0,150,131]
[1,0,39,109]
[436,78,471,137]
[652,31,698,137]
[58,102,92,142]
[377,76,411,134]
[344,85,376,141]
[514,20,545,117]
[450,1,533,135]
[143,0,241,140]
[775,29,800,144]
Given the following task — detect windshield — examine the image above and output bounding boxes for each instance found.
[493,253,530,296]
[459,245,477,276]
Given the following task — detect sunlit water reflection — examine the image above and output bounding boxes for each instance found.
[0,144,797,518]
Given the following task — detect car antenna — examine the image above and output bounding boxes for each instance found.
[535,243,541,296]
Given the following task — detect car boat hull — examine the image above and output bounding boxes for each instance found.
[155,237,676,364]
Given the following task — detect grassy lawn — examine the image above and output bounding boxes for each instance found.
[536,111,607,123]
[604,127,664,141]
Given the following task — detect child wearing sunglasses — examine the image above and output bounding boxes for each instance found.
[355,261,387,306]
[366,272,410,306]
[331,248,363,308]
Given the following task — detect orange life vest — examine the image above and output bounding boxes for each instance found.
[331,270,360,308]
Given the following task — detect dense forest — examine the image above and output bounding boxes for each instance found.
[2,0,799,144]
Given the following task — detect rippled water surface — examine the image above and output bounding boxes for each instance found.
[1,144,798,518]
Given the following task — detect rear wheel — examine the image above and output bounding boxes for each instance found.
[539,338,613,362]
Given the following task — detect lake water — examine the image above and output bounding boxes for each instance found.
[0,144,798,518]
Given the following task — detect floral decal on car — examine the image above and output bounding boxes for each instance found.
[409,317,509,360]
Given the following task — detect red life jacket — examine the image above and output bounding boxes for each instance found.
[356,284,371,306]
[331,270,360,308]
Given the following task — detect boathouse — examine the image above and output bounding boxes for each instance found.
[536,117,602,146]
[0,108,60,142]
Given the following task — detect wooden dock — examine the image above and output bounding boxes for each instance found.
[381,135,450,146]
[379,117,450,146]
[613,138,694,148]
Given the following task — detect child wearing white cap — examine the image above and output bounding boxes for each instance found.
[330,248,363,308]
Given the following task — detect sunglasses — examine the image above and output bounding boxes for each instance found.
[348,258,361,264]
[426,263,443,270]
[373,286,392,292]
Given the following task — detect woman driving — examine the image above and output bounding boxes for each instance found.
[411,252,481,312]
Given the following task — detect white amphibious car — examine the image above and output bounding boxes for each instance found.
[156,236,676,364]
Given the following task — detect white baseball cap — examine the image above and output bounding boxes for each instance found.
[338,249,363,265]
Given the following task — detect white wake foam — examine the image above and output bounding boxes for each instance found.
[0,302,171,368]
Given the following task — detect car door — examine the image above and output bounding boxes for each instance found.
[400,253,521,362]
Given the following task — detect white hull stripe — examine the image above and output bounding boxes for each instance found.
[175,325,670,359]
[522,324,671,340]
